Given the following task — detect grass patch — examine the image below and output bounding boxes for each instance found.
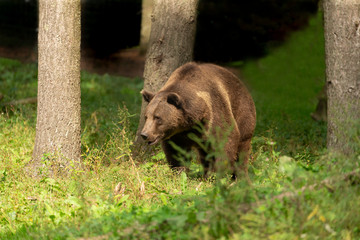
[1,12,359,239]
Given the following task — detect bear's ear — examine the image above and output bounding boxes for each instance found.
[167,92,182,109]
[141,89,155,103]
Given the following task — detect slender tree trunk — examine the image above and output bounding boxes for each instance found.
[139,0,153,55]
[323,0,360,154]
[136,0,199,143]
[32,0,81,174]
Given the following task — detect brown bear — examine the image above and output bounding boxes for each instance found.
[140,62,256,177]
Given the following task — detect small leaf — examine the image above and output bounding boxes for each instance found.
[160,194,167,206]
[168,215,187,228]
[196,211,206,222]
[117,194,130,205]
[324,224,336,234]
[318,215,326,223]
[180,172,187,192]
[8,211,16,221]
[151,152,165,161]
[306,205,319,221]
[64,196,82,209]
[0,169,7,182]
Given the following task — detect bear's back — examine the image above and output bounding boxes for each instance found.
[161,62,256,140]
[163,62,253,109]
[196,63,256,138]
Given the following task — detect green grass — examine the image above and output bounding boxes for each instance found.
[1,13,360,239]
[241,13,327,158]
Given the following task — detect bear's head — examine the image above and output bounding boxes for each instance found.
[140,89,186,145]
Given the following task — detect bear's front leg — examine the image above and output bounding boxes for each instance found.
[197,147,211,177]
[161,141,182,169]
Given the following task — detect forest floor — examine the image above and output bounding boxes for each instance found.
[0,46,241,79]
[0,46,145,78]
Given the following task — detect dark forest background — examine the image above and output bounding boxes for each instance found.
[0,0,319,62]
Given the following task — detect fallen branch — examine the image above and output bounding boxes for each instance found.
[2,97,37,106]
[240,168,360,212]
[272,169,359,200]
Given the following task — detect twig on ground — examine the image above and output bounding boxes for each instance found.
[240,168,360,212]
[2,97,37,106]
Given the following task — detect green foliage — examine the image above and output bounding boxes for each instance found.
[80,72,143,147]
[1,12,360,239]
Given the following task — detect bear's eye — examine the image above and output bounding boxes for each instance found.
[154,116,162,124]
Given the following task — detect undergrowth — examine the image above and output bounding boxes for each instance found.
[1,13,359,239]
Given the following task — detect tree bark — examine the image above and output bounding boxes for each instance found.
[32,0,81,174]
[323,0,360,154]
[136,0,199,143]
[139,0,153,55]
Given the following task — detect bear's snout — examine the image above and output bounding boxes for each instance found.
[141,132,160,145]
[140,127,160,145]
[140,132,148,140]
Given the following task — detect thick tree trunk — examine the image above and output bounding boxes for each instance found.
[139,0,153,55]
[32,0,81,173]
[323,0,360,155]
[136,0,199,143]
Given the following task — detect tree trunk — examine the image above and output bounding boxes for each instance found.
[323,0,360,154]
[136,0,199,143]
[32,0,81,174]
[139,0,153,55]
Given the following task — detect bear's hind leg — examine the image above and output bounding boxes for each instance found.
[238,139,251,170]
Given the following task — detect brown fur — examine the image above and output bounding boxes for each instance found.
[141,62,256,177]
